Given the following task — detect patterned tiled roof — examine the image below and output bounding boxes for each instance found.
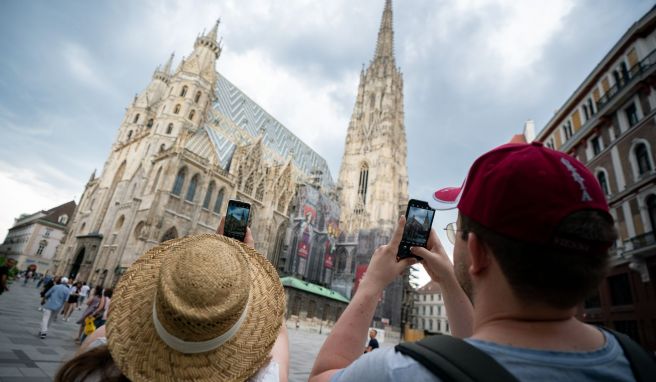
[204,73,334,188]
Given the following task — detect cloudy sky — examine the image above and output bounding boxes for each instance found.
[0,0,652,282]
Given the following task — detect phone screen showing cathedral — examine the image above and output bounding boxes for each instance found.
[404,206,434,246]
[225,204,250,239]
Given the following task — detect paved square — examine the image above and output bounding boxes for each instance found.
[0,281,397,381]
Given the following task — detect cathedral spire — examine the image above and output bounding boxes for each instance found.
[206,18,221,42]
[373,0,394,61]
[162,52,175,74]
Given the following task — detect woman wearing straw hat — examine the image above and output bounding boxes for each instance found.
[55,218,289,382]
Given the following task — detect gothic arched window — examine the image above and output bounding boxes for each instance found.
[596,171,609,195]
[147,119,154,128]
[370,94,375,108]
[166,123,173,134]
[180,86,188,97]
[203,181,215,209]
[195,91,202,103]
[188,110,196,121]
[357,162,369,205]
[255,180,265,201]
[185,174,200,202]
[127,130,133,140]
[214,188,225,214]
[161,227,178,243]
[172,168,186,196]
[174,104,181,114]
[635,143,652,176]
[133,114,140,124]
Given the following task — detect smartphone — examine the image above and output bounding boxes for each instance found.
[224,200,251,242]
[397,199,436,261]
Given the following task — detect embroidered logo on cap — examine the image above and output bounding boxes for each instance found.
[560,158,592,202]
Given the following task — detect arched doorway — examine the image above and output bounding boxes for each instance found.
[70,248,85,279]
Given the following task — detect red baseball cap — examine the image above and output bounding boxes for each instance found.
[430,142,612,245]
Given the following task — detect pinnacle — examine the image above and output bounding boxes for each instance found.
[373,0,394,61]
[206,18,221,41]
[163,52,175,74]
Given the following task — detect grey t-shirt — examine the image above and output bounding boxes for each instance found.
[331,329,635,381]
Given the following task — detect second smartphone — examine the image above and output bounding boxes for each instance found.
[224,200,251,242]
[397,199,436,261]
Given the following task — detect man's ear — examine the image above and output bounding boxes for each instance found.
[467,232,492,275]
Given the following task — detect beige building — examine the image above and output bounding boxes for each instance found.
[52,21,334,287]
[412,281,450,335]
[535,5,656,351]
[0,201,76,272]
[337,0,409,234]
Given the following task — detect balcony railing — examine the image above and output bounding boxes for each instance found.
[597,48,656,111]
[624,231,656,251]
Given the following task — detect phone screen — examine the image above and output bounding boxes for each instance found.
[403,205,435,246]
[225,201,250,241]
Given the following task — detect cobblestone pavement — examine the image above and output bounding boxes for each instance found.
[0,280,396,381]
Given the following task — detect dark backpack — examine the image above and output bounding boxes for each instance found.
[395,329,656,382]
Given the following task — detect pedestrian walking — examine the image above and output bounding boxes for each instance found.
[77,287,104,343]
[77,282,90,310]
[93,288,112,328]
[23,270,33,285]
[55,218,289,382]
[63,282,81,321]
[364,329,379,353]
[0,258,17,296]
[40,276,71,339]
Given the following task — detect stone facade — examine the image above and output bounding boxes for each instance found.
[0,201,76,272]
[52,21,335,287]
[536,6,656,351]
[412,281,450,335]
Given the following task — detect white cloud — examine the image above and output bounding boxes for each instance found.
[61,41,121,98]
[0,161,79,242]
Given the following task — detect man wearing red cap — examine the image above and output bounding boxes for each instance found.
[310,142,652,381]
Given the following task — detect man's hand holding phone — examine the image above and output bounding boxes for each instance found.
[359,216,417,294]
[410,229,455,284]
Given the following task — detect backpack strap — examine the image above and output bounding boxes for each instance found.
[605,328,656,382]
[395,335,519,382]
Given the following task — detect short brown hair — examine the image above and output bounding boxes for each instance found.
[460,210,616,309]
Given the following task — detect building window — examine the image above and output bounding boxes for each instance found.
[174,104,181,114]
[133,114,140,124]
[166,123,173,134]
[147,119,154,128]
[635,143,652,176]
[591,136,602,155]
[583,105,590,121]
[188,110,196,121]
[597,171,609,195]
[608,273,633,306]
[127,130,133,140]
[195,91,202,103]
[647,195,656,233]
[151,167,162,193]
[185,174,200,202]
[625,103,638,127]
[172,168,186,196]
[36,240,47,256]
[357,163,369,205]
[180,86,188,97]
[546,137,555,150]
[58,214,69,224]
[587,98,595,115]
[203,181,215,209]
[429,320,433,331]
[214,188,225,214]
[562,121,573,141]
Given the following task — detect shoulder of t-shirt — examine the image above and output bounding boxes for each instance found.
[331,347,439,382]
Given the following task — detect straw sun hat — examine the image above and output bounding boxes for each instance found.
[106,234,286,382]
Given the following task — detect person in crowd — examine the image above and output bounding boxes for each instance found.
[309,142,646,381]
[93,288,112,328]
[364,329,379,353]
[63,282,82,321]
[39,275,59,312]
[0,258,17,296]
[40,276,71,339]
[23,269,33,285]
[77,286,104,343]
[56,216,289,382]
[78,282,90,310]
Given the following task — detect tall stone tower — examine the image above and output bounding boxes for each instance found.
[337,0,409,233]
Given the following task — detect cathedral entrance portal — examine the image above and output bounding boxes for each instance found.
[70,248,85,279]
